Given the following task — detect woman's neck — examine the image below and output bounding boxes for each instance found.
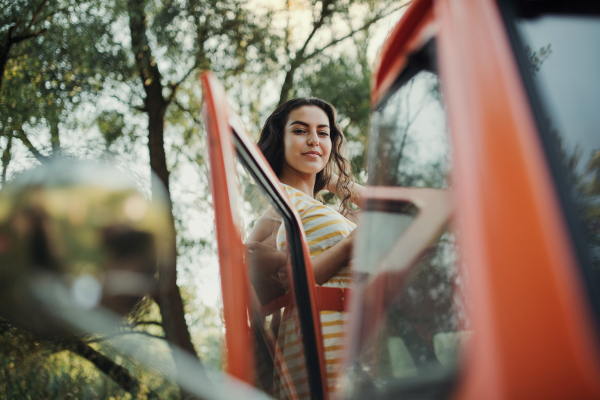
[279,163,316,197]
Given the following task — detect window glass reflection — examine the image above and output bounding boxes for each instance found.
[347,220,468,396]
[510,9,600,311]
[368,71,450,188]
[353,202,417,275]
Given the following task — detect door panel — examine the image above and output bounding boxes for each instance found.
[437,0,600,398]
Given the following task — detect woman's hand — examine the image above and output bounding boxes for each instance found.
[246,241,287,281]
[326,174,365,207]
[326,174,340,193]
[247,228,357,286]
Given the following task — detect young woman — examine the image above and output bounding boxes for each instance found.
[245,98,364,399]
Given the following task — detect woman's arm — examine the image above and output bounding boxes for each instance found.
[247,228,356,286]
[326,174,365,206]
[246,209,284,279]
[247,207,282,246]
[246,240,287,278]
[246,241,287,305]
[311,229,355,284]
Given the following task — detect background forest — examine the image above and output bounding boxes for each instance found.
[0,0,406,398]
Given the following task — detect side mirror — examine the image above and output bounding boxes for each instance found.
[0,159,174,336]
[0,159,275,400]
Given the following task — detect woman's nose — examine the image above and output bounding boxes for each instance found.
[307,132,319,146]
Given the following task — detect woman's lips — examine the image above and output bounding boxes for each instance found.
[302,151,321,157]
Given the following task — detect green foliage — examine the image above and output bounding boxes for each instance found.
[550,127,600,268]
[1,0,132,160]
[0,321,132,399]
[186,299,224,370]
[147,0,279,75]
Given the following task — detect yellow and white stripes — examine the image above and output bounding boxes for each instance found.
[274,184,356,398]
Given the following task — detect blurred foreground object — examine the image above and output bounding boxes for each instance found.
[0,159,274,400]
[0,159,174,336]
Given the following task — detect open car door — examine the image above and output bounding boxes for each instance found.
[202,72,329,399]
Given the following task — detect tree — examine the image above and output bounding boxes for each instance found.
[298,39,372,176]
[123,0,279,373]
[1,0,131,175]
[0,318,159,399]
[1,0,278,396]
[276,0,406,106]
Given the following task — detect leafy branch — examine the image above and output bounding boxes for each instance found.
[278,1,408,105]
[0,0,50,91]
[14,127,49,163]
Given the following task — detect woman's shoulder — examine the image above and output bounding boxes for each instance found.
[281,183,321,207]
[281,183,356,228]
[280,183,313,199]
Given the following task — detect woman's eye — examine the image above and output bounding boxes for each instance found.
[293,129,306,134]
[318,131,329,137]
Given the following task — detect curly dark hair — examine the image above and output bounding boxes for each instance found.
[257,98,355,216]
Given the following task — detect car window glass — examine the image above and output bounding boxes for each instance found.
[368,69,450,188]
[505,3,600,323]
[233,156,314,399]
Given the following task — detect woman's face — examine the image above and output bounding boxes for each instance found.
[283,106,332,175]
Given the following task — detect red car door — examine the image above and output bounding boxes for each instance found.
[202,72,328,399]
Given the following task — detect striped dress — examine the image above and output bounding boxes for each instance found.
[274,183,356,399]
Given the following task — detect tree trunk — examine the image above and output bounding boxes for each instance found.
[0,26,17,94]
[278,62,299,106]
[147,105,197,360]
[15,126,48,163]
[127,0,199,364]
[0,37,11,94]
[1,134,12,184]
[49,117,60,155]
